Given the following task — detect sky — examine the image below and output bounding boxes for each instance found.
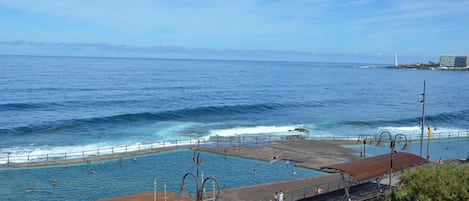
[0,0,468,63]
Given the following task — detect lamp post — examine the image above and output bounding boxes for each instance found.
[419,81,426,158]
[376,131,409,189]
[179,150,220,201]
[356,134,374,158]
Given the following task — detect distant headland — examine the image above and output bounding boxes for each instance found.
[390,55,469,71]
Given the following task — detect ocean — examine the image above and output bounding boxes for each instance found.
[1,55,469,159]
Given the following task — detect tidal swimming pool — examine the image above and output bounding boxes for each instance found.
[345,138,469,160]
[0,149,326,201]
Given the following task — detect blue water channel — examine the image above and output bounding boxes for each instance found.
[345,138,469,160]
[0,149,326,201]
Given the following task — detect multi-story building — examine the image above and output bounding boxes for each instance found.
[440,55,469,69]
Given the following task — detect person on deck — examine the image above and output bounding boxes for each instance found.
[278,190,284,201]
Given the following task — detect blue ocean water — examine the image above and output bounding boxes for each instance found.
[1,55,469,158]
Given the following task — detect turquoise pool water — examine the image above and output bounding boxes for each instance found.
[345,138,469,160]
[0,150,326,201]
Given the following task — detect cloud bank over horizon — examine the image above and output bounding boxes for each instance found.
[0,40,413,63]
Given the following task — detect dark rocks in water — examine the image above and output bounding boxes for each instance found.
[289,128,309,133]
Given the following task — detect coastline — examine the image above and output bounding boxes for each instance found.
[389,63,469,71]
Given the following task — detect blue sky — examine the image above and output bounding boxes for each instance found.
[0,0,468,63]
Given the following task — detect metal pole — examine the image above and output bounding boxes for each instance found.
[389,140,395,188]
[426,126,431,160]
[340,172,350,200]
[363,139,366,158]
[420,81,426,157]
[154,179,157,201]
[212,179,216,201]
[164,182,167,201]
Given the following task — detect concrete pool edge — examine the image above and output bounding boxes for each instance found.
[0,146,188,169]
[1,139,360,170]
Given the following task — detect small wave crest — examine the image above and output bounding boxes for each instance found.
[76,103,291,123]
[427,110,469,122]
[0,102,47,111]
[353,64,379,69]
[4,103,299,135]
[343,109,469,128]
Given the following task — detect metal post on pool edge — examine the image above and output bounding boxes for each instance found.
[356,134,373,158]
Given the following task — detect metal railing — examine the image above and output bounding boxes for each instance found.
[1,130,468,166]
[287,179,344,201]
[259,177,346,201]
[0,135,289,166]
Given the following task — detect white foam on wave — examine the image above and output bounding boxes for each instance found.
[151,122,190,139]
[0,143,112,164]
[209,125,298,137]
[354,65,378,69]
[379,126,421,132]
[376,126,466,140]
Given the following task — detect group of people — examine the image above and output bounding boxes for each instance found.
[271,190,284,201]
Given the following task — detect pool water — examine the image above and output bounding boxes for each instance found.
[0,150,326,201]
[345,138,469,160]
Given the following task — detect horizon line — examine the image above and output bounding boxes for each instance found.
[0,53,390,65]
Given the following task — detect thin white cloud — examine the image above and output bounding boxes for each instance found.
[0,40,397,63]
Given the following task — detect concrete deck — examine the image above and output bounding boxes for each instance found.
[199,139,359,170]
